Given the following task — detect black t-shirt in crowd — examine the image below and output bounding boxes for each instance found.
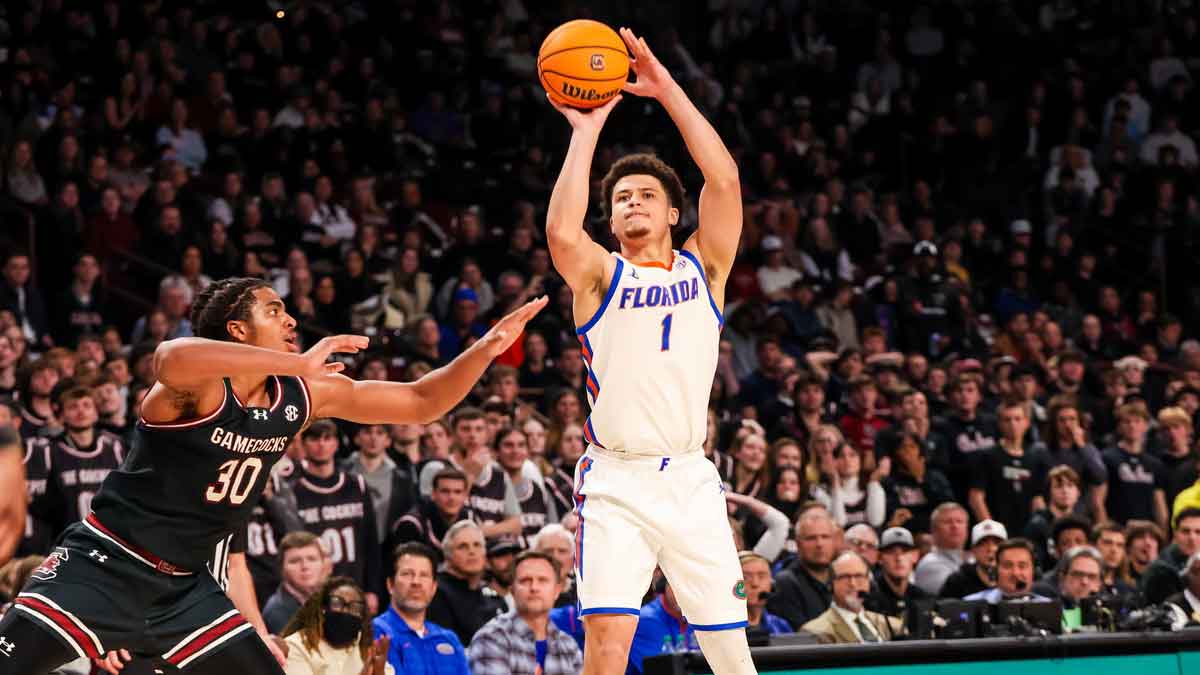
[969,444,1049,536]
[292,468,382,598]
[935,412,999,504]
[1102,447,1168,524]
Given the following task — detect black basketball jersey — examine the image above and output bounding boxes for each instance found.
[291,468,381,595]
[514,478,554,549]
[89,375,311,572]
[470,463,511,532]
[18,439,54,556]
[38,431,126,527]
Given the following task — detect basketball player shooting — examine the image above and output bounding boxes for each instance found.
[0,278,546,675]
[546,28,756,675]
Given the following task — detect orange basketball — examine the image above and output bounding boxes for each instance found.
[538,20,629,109]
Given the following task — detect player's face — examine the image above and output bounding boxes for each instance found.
[609,174,677,246]
[447,528,486,577]
[496,431,528,471]
[283,544,326,594]
[238,287,299,353]
[388,554,436,613]
[512,558,560,616]
[61,395,98,431]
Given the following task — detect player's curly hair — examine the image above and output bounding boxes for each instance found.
[600,153,685,219]
[190,277,271,341]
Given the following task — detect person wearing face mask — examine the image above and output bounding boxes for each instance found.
[939,520,1006,599]
[801,551,902,644]
[282,577,393,675]
[964,539,1050,604]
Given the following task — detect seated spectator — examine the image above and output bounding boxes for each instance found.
[1122,520,1166,588]
[837,376,890,461]
[264,532,331,634]
[914,503,970,595]
[1091,521,1135,596]
[372,542,469,675]
[844,524,880,567]
[1141,507,1200,603]
[626,576,696,673]
[532,524,577,608]
[494,426,558,547]
[1037,516,1092,592]
[484,540,518,610]
[968,399,1049,535]
[802,551,903,643]
[1165,552,1200,627]
[130,276,195,344]
[768,510,837,629]
[812,440,887,529]
[1103,402,1169,530]
[940,519,1006,599]
[467,551,582,675]
[1042,397,1108,520]
[387,469,473,556]
[1,252,50,349]
[866,527,930,618]
[427,521,507,645]
[282,577,392,674]
[1057,546,1105,631]
[965,538,1051,604]
[740,552,793,639]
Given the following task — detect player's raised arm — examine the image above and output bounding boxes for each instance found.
[620,27,742,285]
[544,95,621,293]
[308,296,548,424]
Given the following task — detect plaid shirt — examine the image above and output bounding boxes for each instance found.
[466,610,583,675]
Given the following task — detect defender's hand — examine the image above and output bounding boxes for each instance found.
[478,296,549,358]
[93,649,132,673]
[303,334,369,377]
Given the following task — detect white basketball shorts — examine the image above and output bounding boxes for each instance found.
[571,447,748,630]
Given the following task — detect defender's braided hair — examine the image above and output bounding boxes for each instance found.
[191,277,271,341]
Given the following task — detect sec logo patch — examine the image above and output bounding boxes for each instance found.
[732,580,747,600]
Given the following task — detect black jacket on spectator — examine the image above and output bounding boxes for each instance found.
[938,561,991,599]
[866,568,932,619]
[426,570,507,646]
[1140,543,1189,604]
[883,466,955,534]
[385,497,472,566]
[0,280,50,345]
[767,559,832,631]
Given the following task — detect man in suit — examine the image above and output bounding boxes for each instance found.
[802,551,903,644]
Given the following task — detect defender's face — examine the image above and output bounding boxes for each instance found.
[238,287,299,353]
[610,174,678,246]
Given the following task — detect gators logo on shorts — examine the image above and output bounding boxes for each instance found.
[733,580,747,600]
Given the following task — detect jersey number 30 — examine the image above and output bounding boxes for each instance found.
[205,457,264,505]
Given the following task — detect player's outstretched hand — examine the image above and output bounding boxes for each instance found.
[302,334,370,377]
[92,648,132,674]
[479,296,549,358]
[619,27,675,99]
[547,93,622,134]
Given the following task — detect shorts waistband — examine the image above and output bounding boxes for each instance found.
[585,445,705,466]
[84,514,194,576]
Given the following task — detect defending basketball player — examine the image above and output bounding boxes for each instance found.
[546,28,755,675]
[0,278,546,675]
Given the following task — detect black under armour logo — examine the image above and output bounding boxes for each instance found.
[252,409,268,421]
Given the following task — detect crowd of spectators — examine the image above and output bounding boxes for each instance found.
[6,0,1200,672]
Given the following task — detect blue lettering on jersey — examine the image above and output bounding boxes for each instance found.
[618,278,699,310]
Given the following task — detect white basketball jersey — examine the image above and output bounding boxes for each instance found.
[577,250,723,456]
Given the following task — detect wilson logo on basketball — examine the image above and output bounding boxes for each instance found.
[559,82,620,102]
[589,54,605,71]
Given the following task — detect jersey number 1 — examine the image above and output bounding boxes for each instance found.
[205,457,263,505]
[661,313,673,351]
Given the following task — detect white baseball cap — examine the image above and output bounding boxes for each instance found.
[971,519,1008,546]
